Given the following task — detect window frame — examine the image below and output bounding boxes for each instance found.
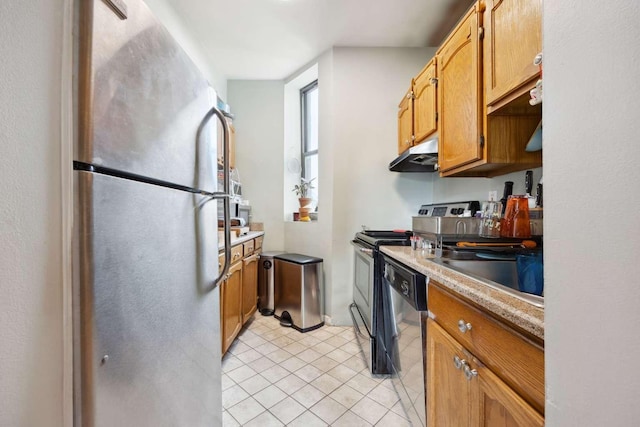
[300,80,318,181]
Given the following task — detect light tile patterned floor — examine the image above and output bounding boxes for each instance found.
[222,314,411,426]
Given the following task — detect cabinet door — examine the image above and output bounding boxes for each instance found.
[221,261,243,355]
[436,6,483,172]
[241,253,259,324]
[413,59,438,144]
[228,118,236,170]
[472,359,545,427]
[217,117,236,169]
[397,88,414,154]
[427,319,473,426]
[428,283,545,413]
[484,0,543,106]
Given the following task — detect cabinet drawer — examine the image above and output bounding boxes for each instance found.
[219,245,244,270]
[428,282,545,414]
[254,235,263,250]
[243,240,255,256]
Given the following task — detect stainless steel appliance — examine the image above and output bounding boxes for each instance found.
[218,202,250,226]
[380,254,428,427]
[349,230,412,374]
[413,201,542,257]
[389,137,439,172]
[73,1,232,425]
[273,253,324,332]
[231,202,251,225]
[258,251,286,316]
[416,200,480,217]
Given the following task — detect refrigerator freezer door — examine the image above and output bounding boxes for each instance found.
[74,171,221,427]
[77,0,217,192]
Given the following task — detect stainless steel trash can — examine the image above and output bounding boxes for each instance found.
[274,253,324,332]
[258,251,286,316]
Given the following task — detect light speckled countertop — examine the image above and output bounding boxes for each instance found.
[380,246,544,341]
[218,231,264,251]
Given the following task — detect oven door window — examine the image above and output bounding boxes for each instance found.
[353,249,374,325]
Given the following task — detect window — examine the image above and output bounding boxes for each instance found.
[301,80,318,203]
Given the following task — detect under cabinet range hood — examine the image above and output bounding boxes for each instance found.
[389,137,438,172]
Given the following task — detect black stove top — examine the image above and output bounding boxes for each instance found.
[354,230,412,248]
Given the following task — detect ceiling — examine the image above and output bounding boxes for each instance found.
[163,0,475,80]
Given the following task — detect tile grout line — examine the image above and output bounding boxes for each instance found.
[222,314,410,426]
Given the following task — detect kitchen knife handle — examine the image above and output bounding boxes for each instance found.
[500,181,514,215]
[536,183,543,207]
[525,170,533,195]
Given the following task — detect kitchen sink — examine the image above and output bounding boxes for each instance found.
[434,258,544,308]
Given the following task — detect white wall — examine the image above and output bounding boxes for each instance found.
[328,47,436,324]
[284,49,336,319]
[227,80,286,251]
[431,168,543,204]
[544,1,640,425]
[0,1,66,425]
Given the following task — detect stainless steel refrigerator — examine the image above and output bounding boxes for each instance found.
[73,0,232,425]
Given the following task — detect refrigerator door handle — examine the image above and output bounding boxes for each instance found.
[198,105,231,287]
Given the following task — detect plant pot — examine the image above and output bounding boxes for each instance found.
[298,197,312,208]
[298,207,311,222]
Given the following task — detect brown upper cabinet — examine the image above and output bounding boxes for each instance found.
[436,6,483,173]
[437,0,541,177]
[398,0,542,177]
[413,59,438,145]
[397,88,414,154]
[396,59,438,155]
[484,0,543,111]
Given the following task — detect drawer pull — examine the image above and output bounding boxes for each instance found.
[458,319,472,333]
[453,356,465,370]
[463,364,478,381]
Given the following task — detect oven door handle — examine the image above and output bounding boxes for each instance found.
[350,241,374,258]
[349,303,373,339]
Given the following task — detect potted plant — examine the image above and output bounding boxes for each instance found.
[292,177,315,221]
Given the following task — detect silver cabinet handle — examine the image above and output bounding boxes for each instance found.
[458,319,472,333]
[453,356,465,370]
[464,364,478,381]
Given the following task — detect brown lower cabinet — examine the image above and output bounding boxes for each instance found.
[220,237,262,356]
[241,253,260,324]
[221,261,243,355]
[427,281,544,426]
[427,319,543,426]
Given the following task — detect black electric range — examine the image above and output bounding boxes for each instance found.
[350,230,411,374]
